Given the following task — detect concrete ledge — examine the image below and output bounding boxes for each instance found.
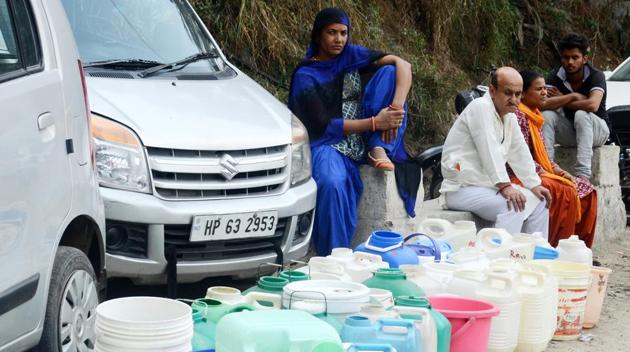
[555,145,625,243]
[420,199,492,230]
[354,165,423,247]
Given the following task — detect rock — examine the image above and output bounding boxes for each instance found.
[594,185,627,243]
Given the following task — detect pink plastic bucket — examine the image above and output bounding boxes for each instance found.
[429,296,500,352]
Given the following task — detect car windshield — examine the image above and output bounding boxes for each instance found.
[61,0,225,73]
[609,59,630,81]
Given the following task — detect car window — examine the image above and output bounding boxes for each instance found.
[0,0,21,76]
[12,0,42,69]
[609,59,630,82]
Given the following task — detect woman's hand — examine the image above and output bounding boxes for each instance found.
[553,166,574,181]
[531,185,552,208]
[374,107,404,131]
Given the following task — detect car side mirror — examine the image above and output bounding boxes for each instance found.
[604,70,613,80]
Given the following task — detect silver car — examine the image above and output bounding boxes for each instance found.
[1,0,105,350]
[60,0,316,284]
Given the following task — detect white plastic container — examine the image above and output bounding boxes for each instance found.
[477,273,522,352]
[368,288,395,309]
[358,304,400,322]
[302,256,353,281]
[448,246,490,271]
[556,235,593,265]
[399,265,441,296]
[344,251,389,282]
[94,297,193,352]
[422,262,460,293]
[515,269,550,352]
[206,286,246,304]
[519,262,559,340]
[476,228,513,259]
[445,269,485,297]
[417,218,476,250]
[327,248,355,266]
[392,305,438,352]
[282,280,371,314]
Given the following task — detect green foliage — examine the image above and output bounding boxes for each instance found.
[190,0,627,152]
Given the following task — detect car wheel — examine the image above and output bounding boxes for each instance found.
[36,246,99,352]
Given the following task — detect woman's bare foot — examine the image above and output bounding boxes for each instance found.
[367,147,394,171]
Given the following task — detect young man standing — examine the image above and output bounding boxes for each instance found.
[542,32,610,180]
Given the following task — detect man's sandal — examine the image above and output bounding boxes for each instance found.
[367,151,395,171]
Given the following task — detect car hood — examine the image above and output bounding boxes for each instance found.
[86,72,292,150]
[606,80,629,110]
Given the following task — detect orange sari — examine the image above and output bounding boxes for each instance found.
[516,103,597,247]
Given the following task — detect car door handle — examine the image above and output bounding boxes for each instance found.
[37,112,54,130]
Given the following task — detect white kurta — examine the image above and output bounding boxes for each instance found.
[440,93,543,217]
[441,93,541,191]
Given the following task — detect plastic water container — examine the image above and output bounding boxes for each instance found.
[346,344,396,351]
[417,218,477,250]
[358,304,400,323]
[399,265,441,296]
[476,274,521,352]
[446,269,486,297]
[533,260,591,341]
[192,298,255,324]
[515,269,550,352]
[423,261,460,293]
[519,262,559,341]
[477,228,536,261]
[298,256,353,281]
[215,310,344,352]
[327,247,355,266]
[584,266,613,328]
[447,246,490,272]
[392,305,438,352]
[404,233,453,263]
[345,252,390,282]
[341,316,418,352]
[556,235,593,265]
[369,288,395,309]
[396,296,451,352]
[192,308,216,351]
[354,230,420,268]
[94,296,193,352]
[363,268,425,298]
[279,270,309,282]
[282,280,371,315]
[428,296,500,352]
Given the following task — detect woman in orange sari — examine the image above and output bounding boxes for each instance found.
[514,70,597,247]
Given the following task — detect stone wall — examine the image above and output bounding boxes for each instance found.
[554,145,626,243]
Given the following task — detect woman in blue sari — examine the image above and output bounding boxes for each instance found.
[288,8,413,255]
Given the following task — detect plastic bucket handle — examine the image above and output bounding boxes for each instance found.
[404,233,441,261]
[451,316,477,341]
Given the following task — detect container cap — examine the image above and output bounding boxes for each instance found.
[395,296,430,308]
[374,268,406,279]
[344,315,373,327]
[558,235,587,248]
[257,276,289,291]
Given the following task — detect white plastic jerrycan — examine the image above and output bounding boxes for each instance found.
[392,305,438,352]
[303,256,353,281]
[476,228,513,259]
[477,273,522,352]
[519,262,559,340]
[515,269,551,352]
[345,251,389,283]
[556,235,593,265]
[447,246,490,272]
[327,248,355,266]
[399,264,441,296]
[445,269,486,297]
[417,218,476,250]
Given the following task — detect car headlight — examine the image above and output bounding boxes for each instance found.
[91,114,151,193]
[290,115,312,186]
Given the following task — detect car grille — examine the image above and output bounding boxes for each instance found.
[146,145,289,200]
[163,217,289,261]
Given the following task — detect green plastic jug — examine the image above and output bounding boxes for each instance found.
[215,310,344,352]
[396,296,451,352]
[191,308,216,351]
[363,268,425,298]
[192,298,256,324]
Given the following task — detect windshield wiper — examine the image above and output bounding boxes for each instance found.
[83,58,163,69]
[138,52,219,78]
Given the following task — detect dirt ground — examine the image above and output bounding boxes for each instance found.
[547,229,630,352]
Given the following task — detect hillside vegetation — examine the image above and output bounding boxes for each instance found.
[190,0,630,154]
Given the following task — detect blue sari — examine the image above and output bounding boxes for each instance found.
[289,44,419,255]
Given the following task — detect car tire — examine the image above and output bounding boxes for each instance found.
[35,246,99,352]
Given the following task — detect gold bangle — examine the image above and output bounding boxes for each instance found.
[371,117,376,132]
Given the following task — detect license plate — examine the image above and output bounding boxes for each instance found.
[190,211,278,242]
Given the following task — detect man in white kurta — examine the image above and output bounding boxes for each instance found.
[440,67,552,237]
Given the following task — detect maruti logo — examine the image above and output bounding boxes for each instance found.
[219,154,239,181]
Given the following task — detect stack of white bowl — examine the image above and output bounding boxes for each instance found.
[95,296,192,352]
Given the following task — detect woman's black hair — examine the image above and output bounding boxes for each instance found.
[309,8,350,56]
[558,32,590,55]
[519,69,544,92]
